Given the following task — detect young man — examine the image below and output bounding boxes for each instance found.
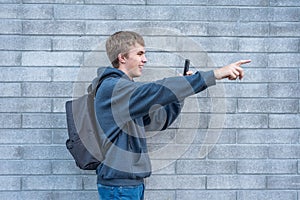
[93,31,251,200]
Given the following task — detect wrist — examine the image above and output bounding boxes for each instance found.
[213,69,221,80]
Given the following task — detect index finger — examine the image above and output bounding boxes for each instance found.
[237,59,251,65]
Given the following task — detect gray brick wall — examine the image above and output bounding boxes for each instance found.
[0,1,299,200]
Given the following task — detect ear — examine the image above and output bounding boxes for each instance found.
[118,53,126,64]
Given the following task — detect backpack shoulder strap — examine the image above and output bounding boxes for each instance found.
[87,76,109,97]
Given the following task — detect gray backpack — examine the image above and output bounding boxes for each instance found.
[65,78,106,170]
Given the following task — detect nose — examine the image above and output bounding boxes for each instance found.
[142,54,147,63]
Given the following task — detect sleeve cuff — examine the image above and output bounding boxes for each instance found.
[200,70,216,87]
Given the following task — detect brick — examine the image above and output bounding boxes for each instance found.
[237,190,297,200]
[53,67,98,82]
[22,175,82,190]
[0,20,21,34]
[236,84,268,97]
[83,51,110,68]
[237,129,299,144]
[22,82,73,97]
[0,5,18,18]
[0,160,52,175]
[208,84,237,98]
[148,143,204,160]
[239,38,267,52]
[23,20,85,35]
[268,53,300,68]
[270,0,300,6]
[146,175,206,189]
[267,176,300,189]
[176,128,236,144]
[0,177,21,191]
[21,4,53,19]
[208,145,268,159]
[271,7,300,22]
[208,7,239,21]
[242,69,298,83]
[0,83,21,96]
[0,146,23,159]
[145,190,175,200]
[22,145,70,159]
[270,22,300,36]
[240,8,271,22]
[207,53,266,67]
[208,0,269,6]
[52,160,88,175]
[22,113,66,128]
[239,38,299,53]
[239,22,270,36]
[52,191,98,200]
[0,36,51,50]
[207,175,266,189]
[151,159,176,174]
[117,6,194,21]
[86,21,208,36]
[269,114,300,128]
[0,114,21,128]
[208,22,239,36]
[86,0,145,4]
[268,38,299,52]
[82,175,97,190]
[176,160,236,174]
[0,191,95,200]
[269,145,300,159]
[22,52,82,67]
[0,191,52,200]
[23,0,84,3]
[0,51,21,66]
[0,0,21,2]
[52,36,105,51]
[53,98,70,112]
[52,129,68,144]
[193,37,238,52]
[182,97,236,113]
[238,99,298,113]
[177,190,236,200]
[213,114,268,129]
[147,129,176,144]
[145,52,189,68]
[269,83,300,98]
[237,160,297,174]
[0,98,52,112]
[54,5,115,19]
[0,67,52,81]
[177,144,209,159]
[148,0,205,5]
[209,22,269,37]
[174,113,208,128]
[147,36,236,53]
[0,129,52,144]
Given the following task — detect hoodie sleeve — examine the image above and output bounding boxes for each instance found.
[143,100,184,131]
[108,70,216,125]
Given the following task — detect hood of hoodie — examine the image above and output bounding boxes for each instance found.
[91,67,131,91]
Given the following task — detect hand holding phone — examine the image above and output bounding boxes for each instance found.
[183,59,190,76]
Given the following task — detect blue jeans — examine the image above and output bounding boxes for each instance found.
[97,183,144,200]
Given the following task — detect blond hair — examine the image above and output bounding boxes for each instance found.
[106,31,145,68]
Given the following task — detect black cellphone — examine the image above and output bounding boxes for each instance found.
[183,59,190,76]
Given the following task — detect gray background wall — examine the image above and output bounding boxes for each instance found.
[0,0,300,199]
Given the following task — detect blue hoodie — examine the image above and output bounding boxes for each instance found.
[93,67,216,186]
